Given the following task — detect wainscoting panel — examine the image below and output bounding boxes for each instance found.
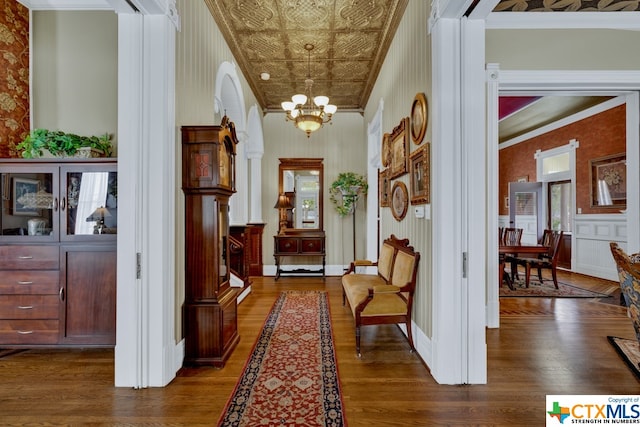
[574,214,626,281]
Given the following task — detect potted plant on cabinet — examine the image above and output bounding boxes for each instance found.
[329,172,368,217]
[16,129,113,158]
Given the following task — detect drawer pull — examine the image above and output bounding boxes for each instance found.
[17,330,34,335]
[18,305,34,310]
[17,281,34,285]
[18,255,33,260]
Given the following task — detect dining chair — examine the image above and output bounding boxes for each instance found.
[513,230,563,288]
[609,242,640,345]
[498,227,523,289]
[502,228,523,281]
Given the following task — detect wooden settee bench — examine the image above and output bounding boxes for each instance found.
[342,235,420,355]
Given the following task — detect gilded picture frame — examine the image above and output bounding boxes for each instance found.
[410,143,430,205]
[379,168,390,208]
[410,92,427,145]
[380,132,391,168]
[590,153,626,208]
[391,181,408,221]
[389,117,409,180]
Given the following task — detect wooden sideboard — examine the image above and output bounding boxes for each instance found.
[0,159,117,348]
[273,230,325,280]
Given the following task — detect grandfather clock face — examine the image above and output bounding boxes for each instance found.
[219,143,230,187]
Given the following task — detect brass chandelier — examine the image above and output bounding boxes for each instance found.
[281,44,337,137]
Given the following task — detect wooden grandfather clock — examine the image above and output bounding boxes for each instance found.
[181,116,239,367]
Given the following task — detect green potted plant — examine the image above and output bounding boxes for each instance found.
[16,129,113,158]
[329,172,368,217]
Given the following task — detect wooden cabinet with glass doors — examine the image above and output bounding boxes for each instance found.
[0,159,117,347]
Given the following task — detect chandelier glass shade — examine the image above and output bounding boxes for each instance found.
[281,44,337,137]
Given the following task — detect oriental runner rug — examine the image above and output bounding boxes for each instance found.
[500,279,611,299]
[217,291,347,427]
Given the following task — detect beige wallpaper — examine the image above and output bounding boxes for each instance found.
[32,11,117,149]
[486,29,640,70]
[261,112,368,267]
[174,0,261,340]
[363,0,432,337]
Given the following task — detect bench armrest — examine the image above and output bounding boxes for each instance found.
[344,259,378,274]
[372,285,400,294]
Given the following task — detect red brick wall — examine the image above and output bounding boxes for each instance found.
[0,0,29,158]
[499,104,626,216]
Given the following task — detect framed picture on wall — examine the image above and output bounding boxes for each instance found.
[410,92,427,145]
[590,153,626,208]
[409,144,429,205]
[379,169,390,207]
[389,117,409,179]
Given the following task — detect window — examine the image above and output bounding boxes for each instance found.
[548,180,572,232]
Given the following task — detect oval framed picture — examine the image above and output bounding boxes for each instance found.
[391,181,408,221]
[410,92,427,145]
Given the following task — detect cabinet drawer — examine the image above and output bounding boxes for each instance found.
[0,270,59,294]
[0,295,59,319]
[0,320,59,344]
[0,246,59,270]
[300,238,324,254]
[276,238,299,253]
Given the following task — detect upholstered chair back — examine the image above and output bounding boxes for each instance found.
[610,242,640,345]
[390,250,416,289]
[378,242,395,282]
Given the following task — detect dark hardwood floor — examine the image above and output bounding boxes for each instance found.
[0,271,637,426]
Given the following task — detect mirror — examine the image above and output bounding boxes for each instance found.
[277,158,323,232]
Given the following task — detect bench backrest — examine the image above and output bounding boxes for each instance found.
[378,242,395,281]
[381,235,420,291]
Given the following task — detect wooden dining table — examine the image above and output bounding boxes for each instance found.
[499,244,549,290]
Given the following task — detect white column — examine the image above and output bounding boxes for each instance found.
[248,152,264,224]
[430,15,487,385]
[230,130,249,225]
[115,8,179,388]
[485,63,500,329]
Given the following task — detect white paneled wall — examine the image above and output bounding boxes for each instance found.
[574,214,626,281]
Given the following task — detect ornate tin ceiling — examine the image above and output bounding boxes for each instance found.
[204,0,408,113]
[204,0,637,115]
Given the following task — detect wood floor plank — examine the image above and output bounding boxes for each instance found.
[0,272,637,426]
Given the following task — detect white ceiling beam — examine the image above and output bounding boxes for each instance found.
[468,0,501,20]
[486,11,640,30]
[433,0,477,19]
[17,0,170,15]
[17,0,112,10]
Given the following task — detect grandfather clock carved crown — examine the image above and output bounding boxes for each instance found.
[181,116,239,367]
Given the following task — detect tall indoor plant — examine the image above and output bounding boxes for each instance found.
[329,172,368,217]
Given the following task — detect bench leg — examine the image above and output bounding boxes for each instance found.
[406,319,415,352]
[355,325,361,357]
